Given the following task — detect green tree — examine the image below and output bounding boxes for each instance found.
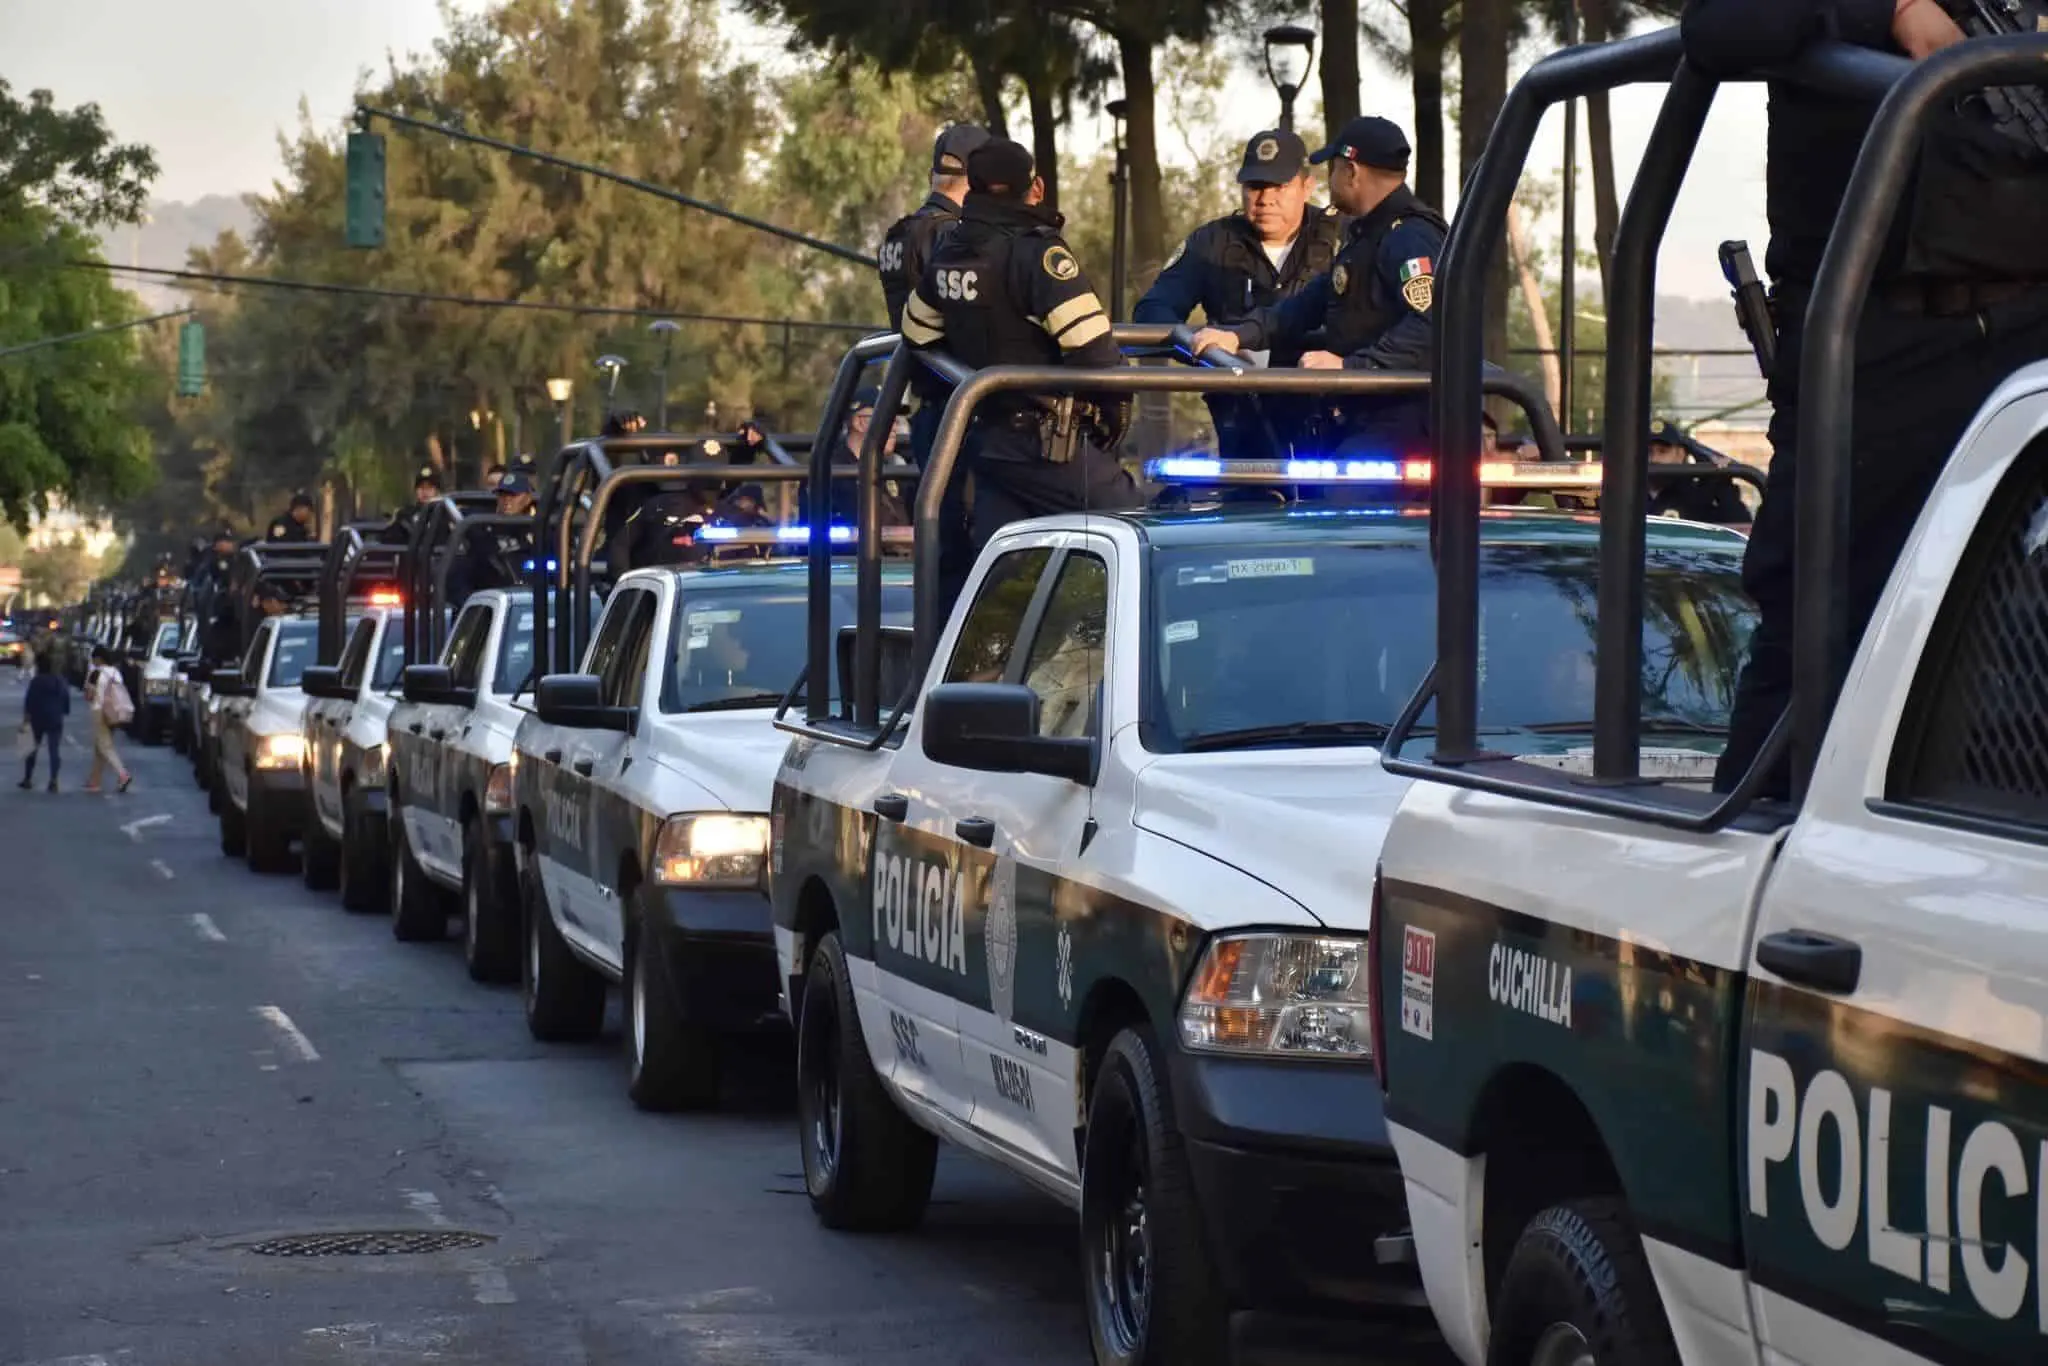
[0,79,157,227]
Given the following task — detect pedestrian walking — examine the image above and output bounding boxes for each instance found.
[18,652,68,792]
[83,646,134,794]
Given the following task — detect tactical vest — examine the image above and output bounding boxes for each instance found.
[1211,211,1345,322]
[1320,188,1447,357]
[924,215,1065,421]
[879,198,961,329]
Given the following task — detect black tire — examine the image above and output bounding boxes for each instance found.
[337,786,387,914]
[461,820,519,984]
[389,814,450,943]
[245,785,297,875]
[302,807,342,890]
[624,894,719,1112]
[1486,1200,1681,1366]
[171,715,189,755]
[521,862,605,1042]
[202,743,221,807]
[218,794,246,858]
[1080,1025,1226,1366]
[136,711,159,747]
[796,932,936,1231]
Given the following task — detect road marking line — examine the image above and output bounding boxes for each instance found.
[120,812,171,841]
[191,913,225,942]
[252,1005,320,1062]
[469,1265,517,1305]
[403,1189,450,1225]
[151,858,175,880]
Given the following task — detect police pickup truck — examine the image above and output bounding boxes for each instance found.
[386,587,539,977]
[300,603,407,908]
[1367,25,2048,1366]
[212,610,319,872]
[134,617,185,745]
[515,539,911,1110]
[768,452,1756,1364]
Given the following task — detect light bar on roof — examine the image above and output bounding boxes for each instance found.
[691,524,914,548]
[1143,455,1609,489]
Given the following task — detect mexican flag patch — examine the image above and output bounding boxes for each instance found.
[1399,257,1433,282]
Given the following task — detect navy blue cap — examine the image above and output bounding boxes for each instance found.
[933,124,991,175]
[1309,116,1412,170]
[967,139,1035,197]
[497,472,534,496]
[414,465,441,487]
[1237,129,1308,185]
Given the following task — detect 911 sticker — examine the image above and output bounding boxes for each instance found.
[1401,925,1436,1041]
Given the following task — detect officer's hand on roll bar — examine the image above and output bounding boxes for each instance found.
[1174,325,1250,372]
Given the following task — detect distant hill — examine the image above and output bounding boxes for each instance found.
[94,196,259,310]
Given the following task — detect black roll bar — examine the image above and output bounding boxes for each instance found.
[227,542,331,658]
[318,522,405,665]
[804,334,903,721]
[403,493,495,664]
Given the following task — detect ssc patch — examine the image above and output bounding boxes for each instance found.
[1402,271,1434,313]
[1332,263,1350,296]
[1043,245,1081,282]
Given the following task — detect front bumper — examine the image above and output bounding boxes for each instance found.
[647,887,786,1034]
[247,765,309,830]
[1168,1050,1427,1352]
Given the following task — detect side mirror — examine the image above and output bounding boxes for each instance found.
[536,673,634,731]
[402,664,453,705]
[920,682,1095,785]
[210,668,251,698]
[189,661,214,684]
[301,665,349,701]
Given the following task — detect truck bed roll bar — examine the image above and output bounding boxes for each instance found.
[318,522,405,665]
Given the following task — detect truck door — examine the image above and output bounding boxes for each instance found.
[1741,440,2048,1364]
[583,586,660,969]
[872,540,1060,1128]
[314,619,374,833]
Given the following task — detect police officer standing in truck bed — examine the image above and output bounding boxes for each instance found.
[1683,0,2048,797]
[899,138,1141,612]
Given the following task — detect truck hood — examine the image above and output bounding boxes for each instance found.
[1131,748,1409,933]
[651,708,791,813]
[250,687,307,736]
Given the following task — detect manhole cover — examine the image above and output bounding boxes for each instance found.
[238,1230,495,1257]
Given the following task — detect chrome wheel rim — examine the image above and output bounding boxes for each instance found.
[1531,1324,1595,1366]
[630,946,647,1071]
[1096,1129,1150,1354]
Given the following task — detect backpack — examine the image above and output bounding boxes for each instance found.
[96,668,135,726]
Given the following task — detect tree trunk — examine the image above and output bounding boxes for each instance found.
[1582,0,1620,299]
[1025,71,1060,213]
[970,54,1011,139]
[1115,32,1164,283]
[1408,0,1449,209]
[1318,0,1360,143]
[1505,200,1563,414]
[1459,0,1511,376]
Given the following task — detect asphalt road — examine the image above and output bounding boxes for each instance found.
[0,689,1454,1366]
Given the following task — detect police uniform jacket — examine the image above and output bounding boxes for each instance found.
[899,193,1122,426]
[267,515,315,544]
[878,192,964,332]
[1230,186,1447,370]
[447,518,532,604]
[1133,206,1347,340]
[620,489,717,571]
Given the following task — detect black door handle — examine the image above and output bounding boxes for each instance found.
[545,748,563,764]
[874,793,908,821]
[573,759,594,777]
[408,722,423,734]
[1756,930,1862,995]
[428,728,446,741]
[955,816,996,848]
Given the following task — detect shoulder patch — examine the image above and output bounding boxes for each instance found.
[1400,256,1435,313]
[1043,245,1081,282]
[1332,263,1350,297]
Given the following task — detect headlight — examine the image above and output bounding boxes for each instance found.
[359,744,386,786]
[254,733,308,770]
[484,761,514,814]
[1178,933,1373,1060]
[146,679,171,695]
[653,813,769,888]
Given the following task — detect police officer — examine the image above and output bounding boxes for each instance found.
[266,491,317,543]
[1645,421,1750,525]
[1190,116,1446,457]
[1135,128,1347,459]
[196,526,242,662]
[447,472,537,605]
[251,579,290,619]
[900,138,1139,611]
[617,480,716,571]
[379,466,445,545]
[1683,0,2048,796]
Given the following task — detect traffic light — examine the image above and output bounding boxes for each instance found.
[175,320,205,397]
[345,129,386,249]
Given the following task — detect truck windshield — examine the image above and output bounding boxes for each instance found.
[494,605,536,695]
[268,621,318,688]
[661,582,912,713]
[373,624,408,690]
[1149,539,1754,751]
[154,623,181,656]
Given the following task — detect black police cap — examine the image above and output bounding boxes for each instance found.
[212,525,237,542]
[253,578,287,601]
[414,466,441,487]
[1237,129,1308,186]
[290,490,315,509]
[967,139,1035,197]
[933,123,991,176]
[1309,115,1412,170]
[497,471,534,496]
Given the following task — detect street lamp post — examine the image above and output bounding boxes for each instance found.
[596,354,627,428]
[1262,24,1316,133]
[649,319,680,429]
[547,376,574,452]
[1106,98,1130,322]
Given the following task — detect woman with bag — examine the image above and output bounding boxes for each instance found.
[19,652,68,791]
[84,646,133,794]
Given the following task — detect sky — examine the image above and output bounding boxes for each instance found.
[1,1,1772,301]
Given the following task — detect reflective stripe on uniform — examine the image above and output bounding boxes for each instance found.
[1045,293,1110,350]
[902,294,946,344]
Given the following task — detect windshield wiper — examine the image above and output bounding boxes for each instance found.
[1517,717,1728,736]
[1179,720,1392,753]
[684,692,787,713]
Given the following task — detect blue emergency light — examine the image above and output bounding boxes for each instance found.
[519,558,561,573]
[690,523,915,550]
[1144,455,1605,488]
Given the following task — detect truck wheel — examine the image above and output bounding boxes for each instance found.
[203,745,221,807]
[389,817,449,942]
[796,931,936,1231]
[338,787,387,914]
[624,897,720,1112]
[1080,1025,1225,1366]
[461,820,518,984]
[245,789,297,875]
[1487,1199,1681,1366]
[171,716,188,755]
[522,864,604,1042]
[219,795,246,857]
[302,810,342,890]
